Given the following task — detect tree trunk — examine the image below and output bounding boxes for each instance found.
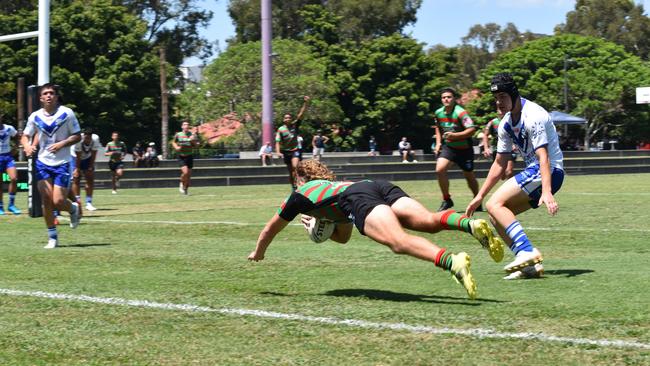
[159,47,169,159]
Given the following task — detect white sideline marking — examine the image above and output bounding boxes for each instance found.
[73,218,650,232]
[1,288,648,350]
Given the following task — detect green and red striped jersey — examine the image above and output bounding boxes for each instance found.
[174,131,195,155]
[487,117,500,148]
[105,141,127,162]
[275,124,299,151]
[277,180,357,222]
[434,104,475,149]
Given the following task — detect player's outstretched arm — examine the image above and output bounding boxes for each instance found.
[535,146,558,216]
[329,223,353,244]
[295,96,310,122]
[465,153,509,216]
[248,213,290,262]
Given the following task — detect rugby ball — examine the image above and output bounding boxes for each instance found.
[307,217,336,243]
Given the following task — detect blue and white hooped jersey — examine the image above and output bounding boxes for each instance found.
[0,124,18,154]
[497,98,563,171]
[24,105,81,166]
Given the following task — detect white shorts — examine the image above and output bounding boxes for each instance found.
[514,164,564,208]
[313,147,325,156]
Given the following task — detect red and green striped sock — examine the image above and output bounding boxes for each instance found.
[434,248,453,271]
[439,210,471,233]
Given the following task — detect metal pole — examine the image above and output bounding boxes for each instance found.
[261,0,273,146]
[563,55,568,112]
[38,0,50,85]
[0,31,39,43]
[17,77,25,161]
[159,47,169,159]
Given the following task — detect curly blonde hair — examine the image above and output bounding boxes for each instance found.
[296,159,336,182]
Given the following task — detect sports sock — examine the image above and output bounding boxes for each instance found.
[505,220,533,254]
[47,227,58,240]
[439,210,471,233]
[9,194,16,206]
[434,248,453,271]
[0,201,3,209]
[86,196,92,204]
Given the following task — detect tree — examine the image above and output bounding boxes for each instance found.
[228,0,422,43]
[0,0,162,145]
[454,23,542,89]
[556,0,650,60]
[325,34,441,151]
[176,39,342,149]
[121,0,214,66]
[471,34,650,149]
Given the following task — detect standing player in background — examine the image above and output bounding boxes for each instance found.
[73,128,101,210]
[482,115,515,180]
[105,131,127,194]
[466,73,564,280]
[276,96,310,189]
[172,121,199,195]
[21,83,81,248]
[433,88,481,212]
[0,121,21,215]
[248,160,507,300]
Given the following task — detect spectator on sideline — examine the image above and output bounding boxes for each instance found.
[368,135,378,156]
[145,142,159,167]
[132,142,145,168]
[398,137,417,163]
[259,141,274,166]
[311,130,329,161]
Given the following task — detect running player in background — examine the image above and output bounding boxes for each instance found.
[433,88,481,212]
[21,83,81,248]
[466,73,564,280]
[0,121,21,215]
[248,160,507,300]
[276,96,310,189]
[482,114,516,180]
[73,128,101,210]
[172,121,198,195]
[105,131,127,194]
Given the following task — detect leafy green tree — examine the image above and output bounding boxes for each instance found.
[121,0,214,65]
[176,39,342,149]
[472,34,650,148]
[325,34,441,151]
[228,0,421,43]
[556,0,650,60]
[0,0,161,145]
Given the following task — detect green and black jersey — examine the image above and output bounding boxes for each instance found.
[277,180,357,223]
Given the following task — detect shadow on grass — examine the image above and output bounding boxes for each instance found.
[322,289,506,305]
[58,243,111,248]
[543,269,594,278]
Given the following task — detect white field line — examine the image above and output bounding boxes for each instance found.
[72,217,650,233]
[1,288,648,350]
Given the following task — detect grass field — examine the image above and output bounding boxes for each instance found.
[1,173,649,365]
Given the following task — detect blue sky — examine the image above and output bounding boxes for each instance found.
[183,0,650,66]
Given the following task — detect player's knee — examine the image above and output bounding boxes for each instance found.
[485,198,502,215]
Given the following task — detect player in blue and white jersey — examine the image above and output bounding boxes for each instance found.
[465,73,564,279]
[0,122,21,214]
[72,129,101,211]
[21,83,82,249]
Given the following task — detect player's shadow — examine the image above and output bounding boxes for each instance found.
[323,288,505,305]
[543,269,594,278]
[58,243,111,248]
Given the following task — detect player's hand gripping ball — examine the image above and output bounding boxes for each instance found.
[302,215,336,243]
